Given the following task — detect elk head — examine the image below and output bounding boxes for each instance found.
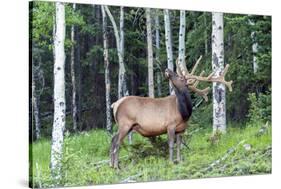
[165,68,187,91]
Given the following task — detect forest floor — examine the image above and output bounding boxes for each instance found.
[30,123,271,187]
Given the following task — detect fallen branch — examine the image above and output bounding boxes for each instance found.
[93,155,128,168]
[203,140,245,172]
[120,173,143,183]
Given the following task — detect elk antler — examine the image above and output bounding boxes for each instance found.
[176,55,233,101]
[185,64,233,92]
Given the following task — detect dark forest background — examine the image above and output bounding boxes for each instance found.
[30,2,271,138]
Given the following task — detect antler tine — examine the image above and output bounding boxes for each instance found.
[188,86,210,102]
[177,56,189,76]
[176,57,183,76]
[185,55,203,85]
[217,64,233,91]
[190,55,202,75]
[189,70,210,101]
[193,70,205,88]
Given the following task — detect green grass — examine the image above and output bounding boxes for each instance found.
[30,123,271,187]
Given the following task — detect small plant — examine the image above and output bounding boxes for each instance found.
[247,90,271,124]
[207,130,223,145]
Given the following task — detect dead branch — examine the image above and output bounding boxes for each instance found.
[120,173,143,183]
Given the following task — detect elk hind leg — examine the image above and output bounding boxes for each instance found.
[110,126,131,169]
[110,134,119,167]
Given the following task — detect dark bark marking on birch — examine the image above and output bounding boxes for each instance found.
[214,85,222,103]
[213,53,219,67]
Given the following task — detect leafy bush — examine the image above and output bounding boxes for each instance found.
[247,90,271,124]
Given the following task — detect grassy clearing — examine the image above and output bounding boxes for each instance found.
[30,123,271,187]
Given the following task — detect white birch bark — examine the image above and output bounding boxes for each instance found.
[32,62,41,140]
[252,37,258,73]
[71,3,78,131]
[50,2,66,182]
[104,6,127,99]
[146,8,154,98]
[249,19,258,73]
[178,10,187,74]
[212,12,226,133]
[155,12,161,96]
[101,5,112,132]
[163,9,174,94]
[120,6,128,97]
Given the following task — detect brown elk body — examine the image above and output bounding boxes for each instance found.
[110,56,232,168]
[110,69,192,168]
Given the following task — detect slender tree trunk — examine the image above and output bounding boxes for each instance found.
[32,63,41,140]
[146,8,154,98]
[204,13,208,56]
[104,6,127,99]
[120,6,128,96]
[212,12,226,133]
[178,10,187,74]
[76,25,82,131]
[163,9,174,94]
[71,3,78,131]
[155,12,161,97]
[50,2,66,182]
[252,36,258,73]
[249,19,258,74]
[101,6,112,133]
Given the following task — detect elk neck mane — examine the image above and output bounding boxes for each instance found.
[174,86,193,121]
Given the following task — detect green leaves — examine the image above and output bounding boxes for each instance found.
[31,2,85,49]
[247,91,271,124]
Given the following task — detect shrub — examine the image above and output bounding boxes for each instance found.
[247,90,271,124]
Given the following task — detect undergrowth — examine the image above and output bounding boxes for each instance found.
[30,122,271,187]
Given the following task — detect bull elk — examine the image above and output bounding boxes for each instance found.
[110,56,233,168]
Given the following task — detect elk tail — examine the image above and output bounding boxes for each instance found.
[111,97,128,124]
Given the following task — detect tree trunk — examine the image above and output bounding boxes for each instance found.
[101,5,112,133]
[71,3,78,131]
[252,35,258,74]
[50,2,66,182]
[204,13,208,56]
[155,12,161,97]
[104,6,127,99]
[75,24,82,131]
[146,8,154,98]
[249,19,258,74]
[178,10,187,74]
[163,9,174,95]
[212,12,226,133]
[32,62,41,140]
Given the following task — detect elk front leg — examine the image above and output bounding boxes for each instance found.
[167,127,175,162]
[176,133,182,162]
